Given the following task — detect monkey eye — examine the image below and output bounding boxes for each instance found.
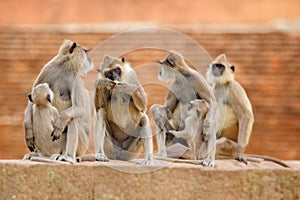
[213,63,225,70]
[167,58,175,67]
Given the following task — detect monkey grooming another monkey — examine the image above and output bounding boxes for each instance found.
[23,83,66,160]
[150,51,219,167]
[94,55,153,165]
[23,40,93,163]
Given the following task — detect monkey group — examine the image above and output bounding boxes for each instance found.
[23,39,288,167]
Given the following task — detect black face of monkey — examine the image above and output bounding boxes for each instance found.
[212,63,225,77]
[104,67,122,81]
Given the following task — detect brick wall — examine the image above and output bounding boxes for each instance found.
[0,26,299,160]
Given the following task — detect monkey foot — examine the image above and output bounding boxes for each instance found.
[137,159,153,165]
[50,154,74,164]
[202,159,215,167]
[23,153,35,160]
[236,157,248,165]
[95,153,109,162]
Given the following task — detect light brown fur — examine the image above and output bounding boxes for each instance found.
[206,53,254,164]
[150,51,219,167]
[94,55,153,165]
[23,40,93,163]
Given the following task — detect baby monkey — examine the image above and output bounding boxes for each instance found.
[24,83,66,159]
[168,99,209,160]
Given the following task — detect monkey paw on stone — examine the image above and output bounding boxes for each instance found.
[202,159,214,167]
[50,154,74,164]
[95,153,109,162]
[137,159,153,165]
[25,137,35,152]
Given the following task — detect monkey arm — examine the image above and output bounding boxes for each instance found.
[228,82,254,153]
[94,78,114,111]
[115,83,147,112]
[165,90,178,115]
[23,102,35,152]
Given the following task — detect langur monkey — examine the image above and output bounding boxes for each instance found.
[150,51,219,167]
[206,54,290,168]
[94,55,153,165]
[206,53,254,164]
[23,40,93,163]
[168,99,209,160]
[23,83,66,159]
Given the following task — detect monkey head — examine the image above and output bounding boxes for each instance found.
[157,51,190,82]
[98,55,128,82]
[206,54,235,85]
[188,99,209,118]
[58,40,94,75]
[29,83,53,106]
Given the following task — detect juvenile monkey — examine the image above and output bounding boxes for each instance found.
[23,83,66,159]
[94,55,153,165]
[150,51,219,167]
[23,40,93,163]
[168,99,209,160]
[206,53,254,164]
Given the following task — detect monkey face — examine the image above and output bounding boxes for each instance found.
[206,54,235,85]
[103,66,122,81]
[212,63,225,77]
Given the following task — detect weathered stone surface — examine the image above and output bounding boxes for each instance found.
[0,159,299,200]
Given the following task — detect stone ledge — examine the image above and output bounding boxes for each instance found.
[0,160,299,199]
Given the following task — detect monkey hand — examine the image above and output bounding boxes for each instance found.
[51,113,68,141]
[202,159,214,167]
[96,78,116,90]
[25,137,35,152]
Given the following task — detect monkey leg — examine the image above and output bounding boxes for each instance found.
[199,131,216,167]
[166,143,189,158]
[94,108,109,162]
[137,115,153,165]
[150,104,173,157]
[51,119,88,164]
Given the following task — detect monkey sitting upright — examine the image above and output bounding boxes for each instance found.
[168,99,209,160]
[206,53,254,164]
[150,51,219,167]
[24,83,66,159]
[94,55,153,165]
[23,40,94,163]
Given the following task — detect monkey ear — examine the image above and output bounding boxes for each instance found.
[121,57,125,63]
[69,42,77,54]
[167,58,175,67]
[47,94,51,103]
[216,53,227,62]
[28,93,33,102]
[230,65,235,72]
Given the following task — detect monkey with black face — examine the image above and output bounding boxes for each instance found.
[23,83,66,159]
[94,55,153,165]
[150,51,219,167]
[206,53,254,164]
[23,40,93,163]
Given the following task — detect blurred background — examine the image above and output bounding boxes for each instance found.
[0,0,299,160]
